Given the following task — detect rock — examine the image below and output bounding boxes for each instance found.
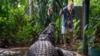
[61,49,74,56]
[0,48,27,56]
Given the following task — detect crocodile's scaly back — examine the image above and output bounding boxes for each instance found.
[28,41,58,56]
[27,23,59,56]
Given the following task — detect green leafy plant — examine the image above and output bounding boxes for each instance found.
[89,24,100,48]
[84,0,100,48]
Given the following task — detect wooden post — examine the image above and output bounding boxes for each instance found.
[80,0,84,40]
[82,0,90,56]
[81,0,84,42]
[29,0,33,19]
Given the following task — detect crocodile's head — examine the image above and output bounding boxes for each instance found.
[38,22,56,45]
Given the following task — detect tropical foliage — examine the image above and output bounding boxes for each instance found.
[0,0,99,49]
